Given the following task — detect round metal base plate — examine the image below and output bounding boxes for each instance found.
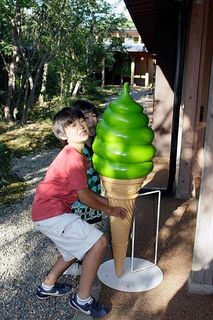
[97,257,163,292]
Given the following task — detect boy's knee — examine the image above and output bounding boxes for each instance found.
[97,234,107,250]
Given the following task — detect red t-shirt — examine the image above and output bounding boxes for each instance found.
[32,145,88,221]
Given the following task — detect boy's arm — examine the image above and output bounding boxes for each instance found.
[86,190,108,205]
[76,188,127,219]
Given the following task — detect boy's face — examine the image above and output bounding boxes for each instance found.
[83,111,97,137]
[63,118,89,143]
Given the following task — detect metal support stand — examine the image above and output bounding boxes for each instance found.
[131,190,161,271]
[97,190,163,292]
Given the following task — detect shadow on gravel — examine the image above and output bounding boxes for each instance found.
[0,228,78,320]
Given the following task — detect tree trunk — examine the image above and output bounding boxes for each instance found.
[72,80,82,96]
[69,81,74,93]
[7,6,21,121]
[7,45,19,121]
[17,61,30,119]
[59,71,65,100]
[3,107,10,121]
[38,62,48,105]
[21,55,47,123]
[22,78,30,123]
[101,58,105,87]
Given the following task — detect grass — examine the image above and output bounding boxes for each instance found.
[0,86,116,205]
[0,119,60,205]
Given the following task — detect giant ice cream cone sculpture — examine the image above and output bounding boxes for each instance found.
[100,176,146,276]
[92,83,155,276]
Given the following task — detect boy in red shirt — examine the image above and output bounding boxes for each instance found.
[64,100,103,276]
[32,107,126,317]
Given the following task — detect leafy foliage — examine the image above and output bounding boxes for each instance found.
[0,0,127,122]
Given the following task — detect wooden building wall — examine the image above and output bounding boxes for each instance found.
[176,0,213,199]
[187,0,213,293]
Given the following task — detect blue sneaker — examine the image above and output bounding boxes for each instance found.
[70,293,109,317]
[36,283,71,300]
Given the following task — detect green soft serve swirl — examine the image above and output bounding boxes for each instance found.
[92,82,155,179]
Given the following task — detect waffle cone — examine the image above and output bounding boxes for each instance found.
[100,176,146,276]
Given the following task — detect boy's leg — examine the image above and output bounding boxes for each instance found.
[44,256,76,286]
[77,234,107,299]
[70,235,109,317]
[36,257,76,300]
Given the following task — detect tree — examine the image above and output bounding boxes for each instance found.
[0,0,127,123]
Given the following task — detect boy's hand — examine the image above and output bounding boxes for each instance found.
[77,188,127,218]
[108,206,127,219]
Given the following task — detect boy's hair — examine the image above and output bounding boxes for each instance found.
[72,99,97,115]
[52,107,85,141]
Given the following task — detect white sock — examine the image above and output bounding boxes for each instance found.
[76,294,93,305]
[41,282,54,291]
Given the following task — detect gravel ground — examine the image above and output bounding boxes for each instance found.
[0,149,101,320]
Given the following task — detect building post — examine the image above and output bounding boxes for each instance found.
[175,2,205,198]
[145,72,149,87]
[130,57,135,86]
[189,59,213,294]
